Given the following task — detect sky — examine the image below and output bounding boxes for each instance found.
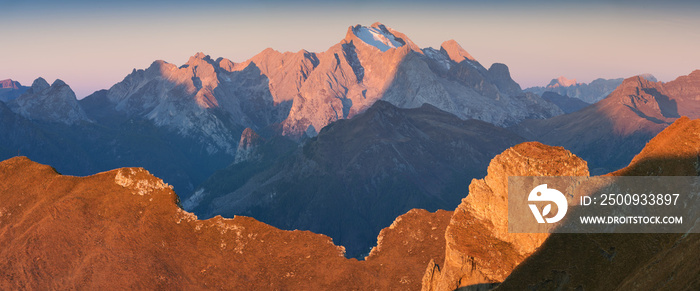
[2,0,700,98]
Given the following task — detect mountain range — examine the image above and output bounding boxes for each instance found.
[515,70,700,174]
[184,69,700,256]
[525,74,657,104]
[0,22,561,196]
[0,23,564,258]
[539,91,590,114]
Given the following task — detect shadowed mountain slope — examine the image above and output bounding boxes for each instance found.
[189,100,526,258]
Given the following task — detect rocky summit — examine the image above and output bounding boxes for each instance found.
[422,142,589,290]
[494,117,700,290]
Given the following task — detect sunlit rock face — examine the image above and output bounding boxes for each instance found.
[223,22,561,138]
[494,117,700,291]
[423,142,589,291]
[0,156,449,290]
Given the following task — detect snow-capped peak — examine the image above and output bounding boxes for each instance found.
[351,24,405,52]
[547,76,578,88]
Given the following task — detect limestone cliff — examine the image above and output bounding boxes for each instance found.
[422,142,589,290]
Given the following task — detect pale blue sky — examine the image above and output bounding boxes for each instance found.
[2,0,699,98]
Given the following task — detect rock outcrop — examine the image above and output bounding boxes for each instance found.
[234,128,263,164]
[494,117,700,290]
[365,209,453,289]
[422,142,589,291]
[612,116,700,176]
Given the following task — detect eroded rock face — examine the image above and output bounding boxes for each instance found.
[365,208,453,289]
[423,142,589,291]
[494,117,700,291]
[0,157,450,290]
[90,53,274,155]
[234,128,263,164]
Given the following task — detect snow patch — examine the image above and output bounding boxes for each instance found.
[423,48,452,70]
[353,26,404,52]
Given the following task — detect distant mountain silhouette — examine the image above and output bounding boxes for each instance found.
[525,75,656,104]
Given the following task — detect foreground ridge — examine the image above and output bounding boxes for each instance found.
[0,157,448,290]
